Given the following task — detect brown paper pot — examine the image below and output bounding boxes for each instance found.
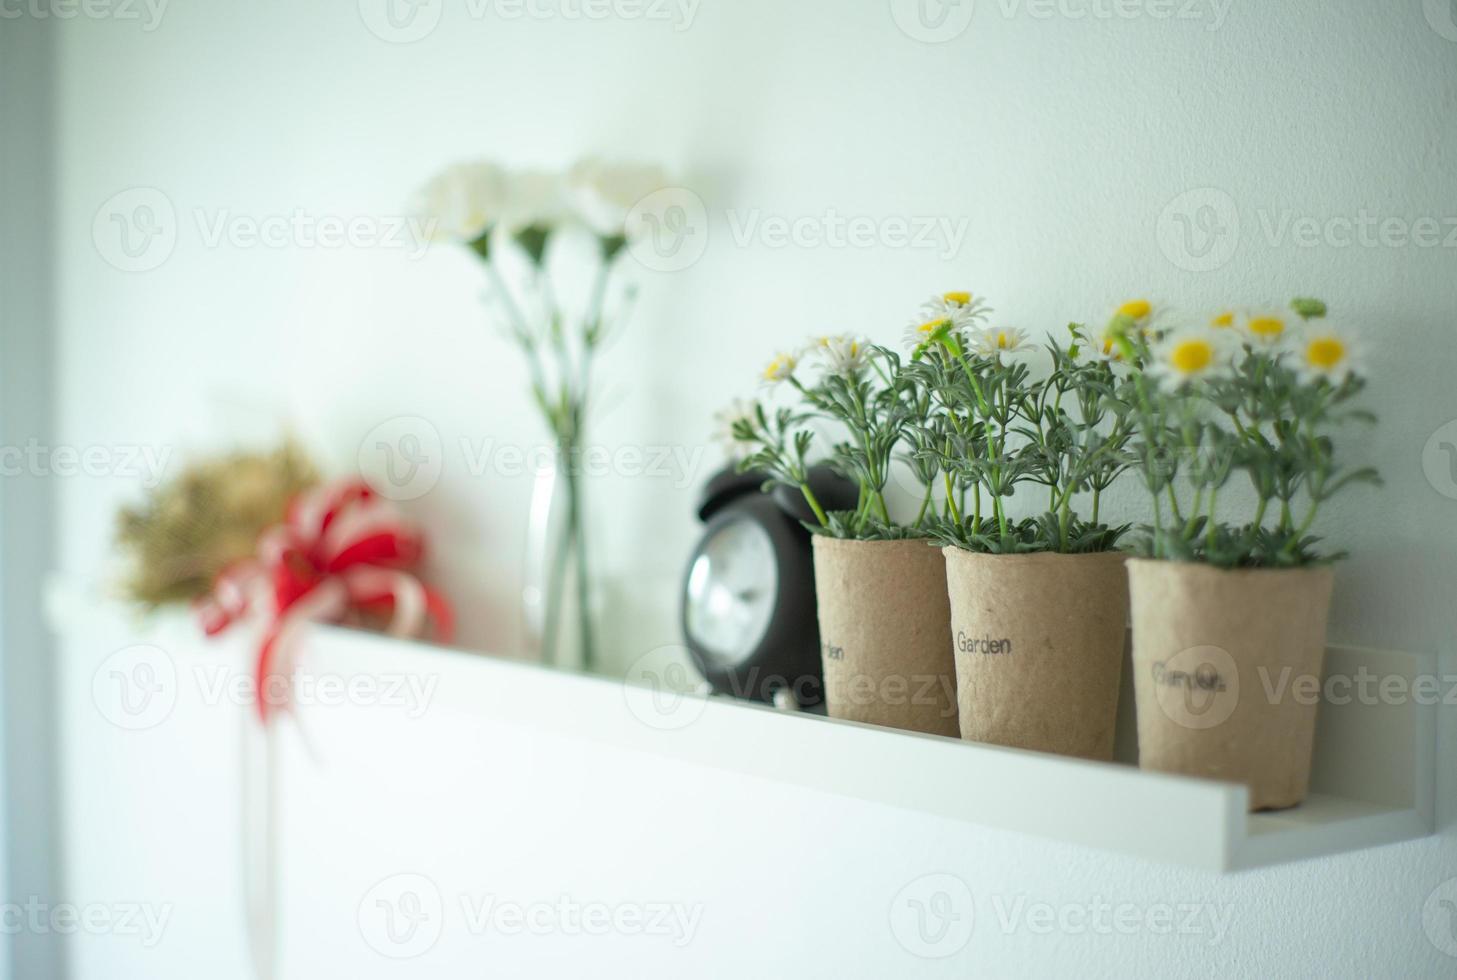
[811,537,958,737]
[943,548,1128,761]
[1128,559,1334,811]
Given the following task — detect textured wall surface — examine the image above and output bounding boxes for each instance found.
[44,0,1457,975]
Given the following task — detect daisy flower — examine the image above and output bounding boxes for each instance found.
[1116,298,1154,323]
[809,334,872,377]
[903,315,955,351]
[1239,309,1296,347]
[1288,324,1364,386]
[1147,328,1233,392]
[971,325,1034,358]
[921,291,992,328]
[1107,297,1164,340]
[1084,321,1128,363]
[903,291,991,349]
[761,352,798,386]
[711,398,759,459]
[1095,295,1165,353]
[1208,310,1238,329]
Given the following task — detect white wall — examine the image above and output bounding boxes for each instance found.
[42,0,1457,976]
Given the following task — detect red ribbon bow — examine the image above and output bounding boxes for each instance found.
[197,479,453,720]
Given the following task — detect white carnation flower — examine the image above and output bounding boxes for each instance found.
[567,157,670,239]
[498,169,570,237]
[413,160,509,243]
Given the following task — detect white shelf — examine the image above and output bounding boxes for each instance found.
[293,628,1436,873]
[44,578,1434,873]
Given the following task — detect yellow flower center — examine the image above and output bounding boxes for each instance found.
[918,318,948,335]
[1247,315,1286,339]
[1118,299,1152,320]
[1306,336,1347,370]
[943,291,971,305]
[996,330,1012,349]
[1211,311,1235,328]
[1169,339,1214,375]
[763,354,795,380]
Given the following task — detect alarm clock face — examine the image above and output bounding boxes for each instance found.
[683,515,779,668]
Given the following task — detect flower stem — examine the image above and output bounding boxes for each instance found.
[914,483,933,528]
[800,484,830,527]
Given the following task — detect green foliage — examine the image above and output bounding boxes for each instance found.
[909,322,1136,555]
[1123,298,1380,568]
[723,294,1378,566]
[734,402,830,526]
[730,340,942,538]
[807,511,932,541]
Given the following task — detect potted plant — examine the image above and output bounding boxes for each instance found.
[724,316,961,737]
[907,297,1139,761]
[1117,298,1378,810]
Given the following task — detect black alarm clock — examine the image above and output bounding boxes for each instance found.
[680,464,856,709]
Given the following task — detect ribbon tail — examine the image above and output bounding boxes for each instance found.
[241,711,279,980]
[254,627,282,724]
[424,587,455,645]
